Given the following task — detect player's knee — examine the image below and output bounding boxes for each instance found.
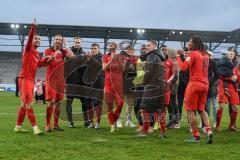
[48,101,55,106]
[232,105,238,112]
[25,103,33,109]
[197,110,203,114]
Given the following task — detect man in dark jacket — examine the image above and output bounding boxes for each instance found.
[137,40,166,138]
[64,37,90,128]
[86,43,104,129]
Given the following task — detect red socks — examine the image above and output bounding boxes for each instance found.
[230,111,238,128]
[108,111,114,125]
[53,106,60,128]
[160,112,166,134]
[46,105,53,128]
[192,129,200,139]
[95,105,102,123]
[205,125,212,134]
[113,103,123,122]
[142,110,150,133]
[216,108,223,128]
[26,107,37,127]
[16,106,26,126]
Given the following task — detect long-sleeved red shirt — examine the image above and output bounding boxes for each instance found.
[103,53,125,86]
[44,48,68,83]
[19,24,47,81]
[177,50,209,85]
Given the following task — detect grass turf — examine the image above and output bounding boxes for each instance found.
[0,92,239,160]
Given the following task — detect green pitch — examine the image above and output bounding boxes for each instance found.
[0,92,239,160]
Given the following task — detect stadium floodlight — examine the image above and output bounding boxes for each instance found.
[11,24,15,28]
[24,25,27,29]
[137,29,145,34]
[179,31,183,35]
[172,31,175,34]
[15,24,20,29]
[130,29,133,33]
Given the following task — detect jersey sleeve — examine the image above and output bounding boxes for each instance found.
[43,49,50,57]
[102,55,109,64]
[37,57,48,67]
[25,24,36,52]
[177,52,195,71]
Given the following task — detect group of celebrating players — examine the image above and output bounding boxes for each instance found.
[14,19,240,144]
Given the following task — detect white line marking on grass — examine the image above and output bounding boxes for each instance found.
[92,137,109,142]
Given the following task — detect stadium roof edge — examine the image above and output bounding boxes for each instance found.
[0,22,239,44]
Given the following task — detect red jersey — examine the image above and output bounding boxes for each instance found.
[177,50,209,85]
[235,66,240,82]
[19,24,47,81]
[44,48,68,82]
[103,53,125,86]
[164,58,175,83]
[126,56,138,63]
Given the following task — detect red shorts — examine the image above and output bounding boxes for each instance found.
[184,82,208,111]
[19,78,34,103]
[45,80,64,101]
[218,79,239,105]
[164,90,170,105]
[104,85,124,106]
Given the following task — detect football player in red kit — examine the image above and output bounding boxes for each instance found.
[216,50,239,131]
[102,42,126,132]
[14,19,53,135]
[177,37,213,144]
[44,35,74,132]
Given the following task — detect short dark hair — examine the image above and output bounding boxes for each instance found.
[125,45,135,51]
[147,40,157,46]
[74,36,81,40]
[91,43,100,48]
[161,45,167,48]
[228,46,237,53]
[34,33,40,36]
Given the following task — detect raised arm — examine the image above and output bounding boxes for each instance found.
[25,18,37,52]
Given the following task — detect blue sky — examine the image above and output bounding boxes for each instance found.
[0,0,239,54]
[1,0,239,31]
